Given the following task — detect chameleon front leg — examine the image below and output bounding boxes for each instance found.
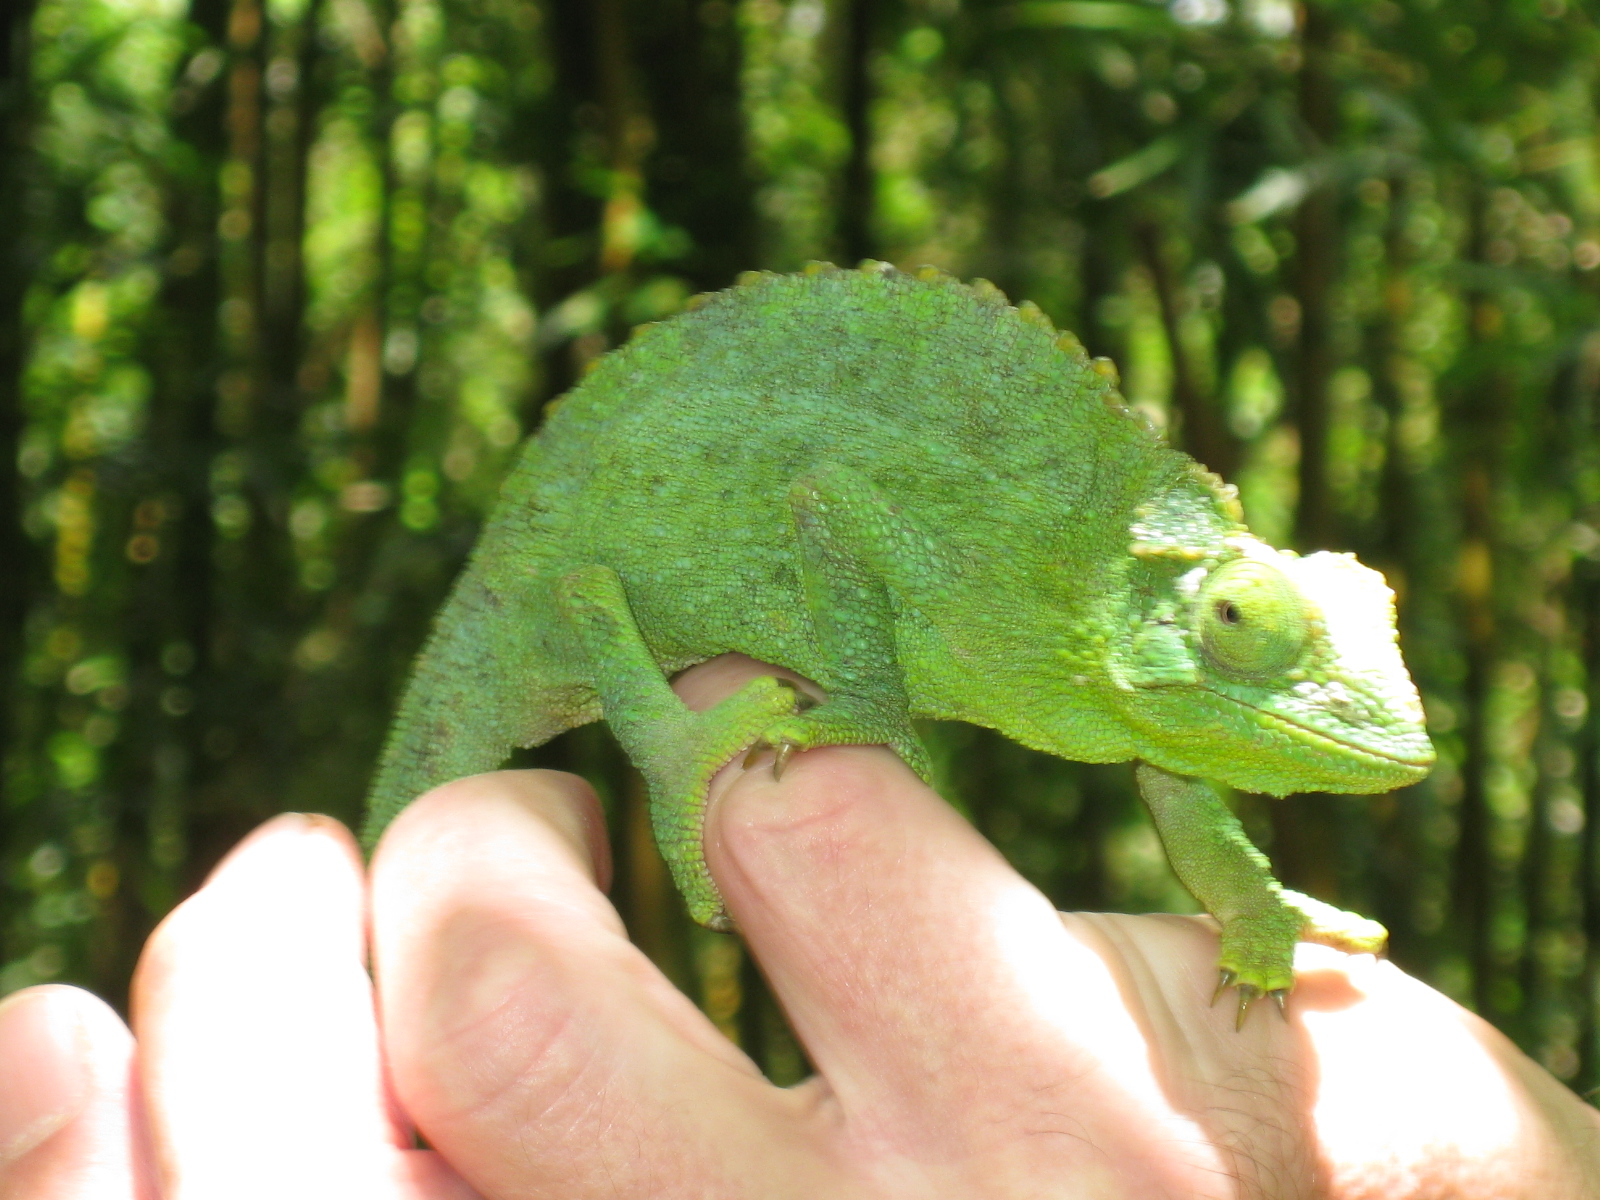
[745,463,935,782]
[555,564,800,930]
[1134,764,1387,1028]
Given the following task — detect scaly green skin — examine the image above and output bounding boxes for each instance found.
[363,263,1434,1017]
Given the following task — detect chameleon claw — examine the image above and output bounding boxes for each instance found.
[1271,989,1289,1021]
[771,740,796,779]
[1234,984,1261,1031]
[1211,969,1237,1007]
[743,739,797,777]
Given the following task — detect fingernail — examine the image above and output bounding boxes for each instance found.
[0,988,91,1168]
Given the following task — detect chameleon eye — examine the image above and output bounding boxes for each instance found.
[1196,558,1308,680]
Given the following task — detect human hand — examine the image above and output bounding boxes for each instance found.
[0,808,482,1200]
[4,655,1599,1198]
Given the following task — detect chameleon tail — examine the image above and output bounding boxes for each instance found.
[361,562,583,850]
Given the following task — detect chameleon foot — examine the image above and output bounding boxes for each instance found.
[743,697,933,785]
[1213,895,1378,1028]
[1210,903,1302,1028]
[739,680,819,775]
[645,673,803,929]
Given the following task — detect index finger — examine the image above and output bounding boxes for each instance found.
[706,736,1293,1195]
[686,644,1330,1195]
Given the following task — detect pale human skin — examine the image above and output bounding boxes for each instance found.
[1,656,1597,1199]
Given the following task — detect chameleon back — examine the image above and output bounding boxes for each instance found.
[535,265,1189,681]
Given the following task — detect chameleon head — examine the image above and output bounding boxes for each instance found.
[1109,537,1435,795]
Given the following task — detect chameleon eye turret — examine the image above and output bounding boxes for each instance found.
[1194,557,1308,682]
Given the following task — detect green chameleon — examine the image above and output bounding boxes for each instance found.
[364,263,1434,1025]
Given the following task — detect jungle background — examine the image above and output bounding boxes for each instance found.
[2,0,1599,1098]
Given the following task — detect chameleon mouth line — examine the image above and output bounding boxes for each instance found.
[1214,692,1434,770]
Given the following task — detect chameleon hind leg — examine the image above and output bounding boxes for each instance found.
[555,564,800,930]
[1135,764,1387,1028]
[745,464,934,783]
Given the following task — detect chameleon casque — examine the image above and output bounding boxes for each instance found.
[364,262,1435,1024]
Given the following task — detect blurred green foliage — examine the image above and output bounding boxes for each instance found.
[2,0,1600,1097]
